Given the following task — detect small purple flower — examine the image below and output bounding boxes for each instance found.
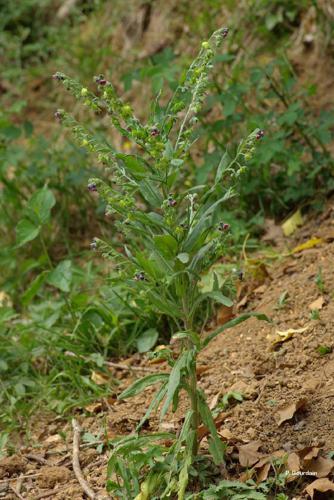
[256,129,265,140]
[54,110,63,121]
[222,28,229,38]
[168,198,177,207]
[218,222,230,232]
[150,127,159,137]
[90,239,97,250]
[134,271,145,281]
[94,74,107,85]
[88,182,97,192]
[52,73,64,81]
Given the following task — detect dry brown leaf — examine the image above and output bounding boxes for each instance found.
[198,413,228,442]
[236,295,249,310]
[308,296,325,310]
[287,452,301,472]
[302,447,320,461]
[257,462,271,483]
[91,371,110,385]
[217,305,234,324]
[305,478,334,498]
[276,398,308,426]
[84,402,103,413]
[238,441,262,467]
[219,428,235,441]
[253,284,268,295]
[307,456,334,478]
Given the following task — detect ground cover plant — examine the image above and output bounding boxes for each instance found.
[54,27,270,498]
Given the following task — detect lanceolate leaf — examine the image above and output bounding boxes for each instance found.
[202,313,271,348]
[161,351,189,419]
[198,391,226,465]
[119,373,169,400]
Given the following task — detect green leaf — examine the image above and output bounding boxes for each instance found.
[177,252,190,264]
[202,291,233,307]
[16,219,40,247]
[139,180,163,207]
[136,328,159,353]
[198,392,226,465]
[21,270,49,305]
[161,351,189,418]
[215,151,230,183]
[47,260,73,292]
[27,187,56,225]
[154,234,178,259]
[202,313,271,348]
[118,373,169,400]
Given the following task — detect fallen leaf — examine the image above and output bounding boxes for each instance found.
[288,452,301,472]
[276,398,308,426]
[236,295,249,310]
[91,371,110,385]
[298,447,320,461]
[282,209,303,236]
[291,237,323,254]
[257,462,271,483]
[84,402,103,413]
[307,456,334,478]
[309,297,325,310]
[268,326,309,348]
[238,441,262,467]
[217,305,234,324]
[219,428,235,441]
[305,478,334,499]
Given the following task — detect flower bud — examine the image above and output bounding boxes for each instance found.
[218,222,230,232]
[81,88,88,96]
[88,182,97,192]
[222,28,229,38]
[54,110,63,121]
[134,271,145,281]
[202,41,210,49]
[150,127,159,137]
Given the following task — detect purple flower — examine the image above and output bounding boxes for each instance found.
[94,74,108,85]
[88,182,97,192]
[218,222,230,232]
[150,127,159,137]
[134,271,145,281]
[90,239,97,250]
[256,129,265,140]
[222,28,229,38]
[52,73,64,81]
[54,110,63,121]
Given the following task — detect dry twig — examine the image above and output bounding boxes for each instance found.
[72,419,98,500]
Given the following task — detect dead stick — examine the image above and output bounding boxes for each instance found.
[9,485,25,500]
[72,418,98,500]
[105,360,156,373]
[0,473,43,484]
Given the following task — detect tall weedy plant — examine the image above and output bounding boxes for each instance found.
[54,28,267,499]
